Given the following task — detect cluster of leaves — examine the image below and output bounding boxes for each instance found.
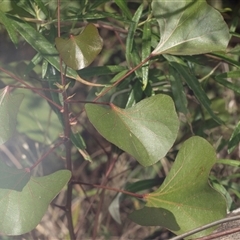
[0,0,239,239]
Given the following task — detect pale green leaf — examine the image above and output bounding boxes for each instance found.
[85,94,179,167]
[129,136,226,238]
[0,87,24,144]
[0,170,71,235]
[152,0,230,55]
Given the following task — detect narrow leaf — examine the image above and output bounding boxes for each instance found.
[165,54,223,124]
[130,136,226,238]
[114,0,132,20]
[217,159,240,167]
[0,10,18,46]
[152,0,230,55]
[169,66,188,114]
[142,20,151,90]
[86,94,179,167]
[0,170,71,235]
[126,4,143,67]
[228,121,240,153]
[7,16,102,86]
[215,71,240,95]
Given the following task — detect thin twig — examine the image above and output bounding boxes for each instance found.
[57,1,75,239]
[0,66,63,111]
[169,215,240,240]
[72,180,144,199]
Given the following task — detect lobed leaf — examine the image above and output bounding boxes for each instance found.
[130,136,226,238]
[0,170,71,235]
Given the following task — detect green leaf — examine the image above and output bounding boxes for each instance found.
[129,136,226,238]
[71,132,92,162]
[215,71,240,95]
[55,24,103,70]
[126,4,143,67]
[212,52,240,69]
[0,161,30,191]
[114,0,132,20]
[165,54,223,124]
[142,20,151,90]
[0,170,71,235]
[7,16,100,86]
[0,87,24,144]
[169,66,188,114]
[78,65,127,78]
[152,0,230,55]
[0,10,18,46]
[217,159,240,167]
[228,121,240,153]
[85,94,179,167]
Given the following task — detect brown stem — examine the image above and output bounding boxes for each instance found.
[28,140,65,171]
[0,66,63,111]
[57,1,75,239]
[93,55,152,102]
[72,180,144,199]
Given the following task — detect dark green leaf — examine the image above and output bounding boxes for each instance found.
[0,161,30,191]
[7,16,97,85]
[165,54,223,124]
[85,94,179,167]
[211,52,240,68]
[114,0,132,20]
[215,71,240,95]
[228,121,240,153]
[0,10,18,46]
[126,4,143,67]
[169,66,188,114]
[78,65,127,78]
[71,132,92,161]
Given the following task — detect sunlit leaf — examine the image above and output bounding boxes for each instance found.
[0,87,24,144]
[152,0,230,56]
[129,136,226,238]
[0,160,30,191]
[55,24,103,70]
[0,170,71,235]
[85,94,179,167]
